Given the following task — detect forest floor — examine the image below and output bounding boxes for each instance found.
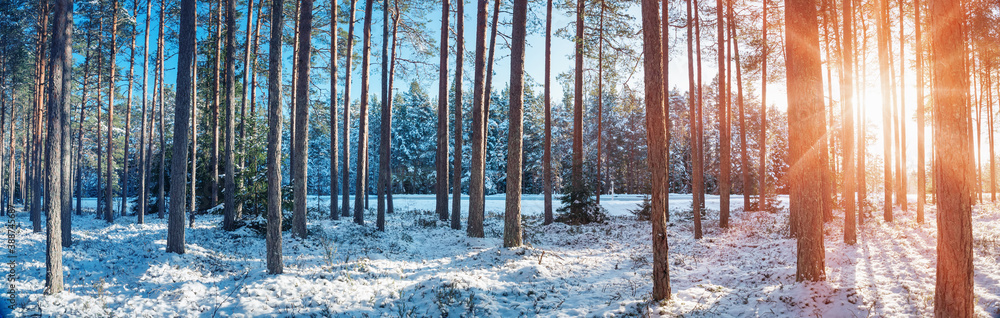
[7,194,1000,317]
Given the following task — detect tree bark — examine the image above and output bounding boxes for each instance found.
[223,0,240,232]
[915,0,925,221]
[542,0,553,225]
[343,0,357,219]
[330,0,339,220]
[842,0,857,244]
[377,0,390,231]
[157,0,166,219]
[716,0,729,228]
[504,0,527,248]
[930,0,973,312]
[758,0,768,212]
[353,0,373,225]
[786,0,826,281]
[451,0,465,230]
[168,0,197,255]
[266,0,286,274]
[641,0,670,301]
[877,0,893,222]
[572,0,584,214]
[106,0,118,223]
[120,0,138,218]
[211,0,223,209]
[45,0,72,294]
[435,0,450,222]
[467,0,489,238]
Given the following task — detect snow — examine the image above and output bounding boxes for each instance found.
[7,194,1000,317]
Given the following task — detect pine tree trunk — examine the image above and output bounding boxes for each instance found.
[451,0,465,230]
[342,0,356,219]
[353,0,373,225]
[157,0,166,219]
[820,0,833,223]
[106,0,118,223]
[120,0,138,217]
[44,0,72,294]
[189,20,198,226]
[786,0,826,281]
[572,0,583,216]
[435,0,450,222]
[168,0,197,255]
[224,0,241,232]
[915,0,925,221]
[266,0,286,274]
[716,0,729,228]
[596,0,604,205]
[641,0,670,301]
[730,5,749,212]
[693,0,704,238]
[758,0,768,212]
[842,0,857,244]
[542,0,553,225]
[329,0,339,220]
[210,0,223,209]
[897,0,907,210]
[504,0,527,248]
[930,0,974,311]
[467,0,489,238]
[877,0,893,222]
[377,0,390,231]
[137,0,152,224]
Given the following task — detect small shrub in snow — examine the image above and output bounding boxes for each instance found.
[630,196,652,221]
[556,186,607,225]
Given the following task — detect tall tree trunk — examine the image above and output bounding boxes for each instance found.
[730,3,749,212]
[820,0,833,223]
[504,0,527,248]
[857,2,867,222]
[353,0,373,225]
[289,0,300,194]
[641,0,670,301]
[157,0,166,219]
[266,0,286,274]
[716,0,729,228]
[786,0,826,281]
[44,0,72,294]
[482,0,501,206]
[96,17,105,221]
[291,0,312,237]
[542,0,553,225]
[694,0,705,238]
[841,0,857,244]
[435,0,450,222]
[467,0,489,238]
[758,0,768,211]
[168,0,197,255]
[930,0,973,312]
[387,2,399,215]
[210,0,223,208]
[989,68,995,202]
[877,0,893,222]
[224,0,241,232]
[329,0,339,220]
[342,0,356,219]
[687,0,699,220]
[596,0,604,205]
[190,17,198,226]
[897,0,907,210]
[451,0,465,230]
[106,0,118,223]
[137,0,152,224]
[915,0,925,221]
[572,0,583,214]
[76,34,92,217]
[120,0,138,217]
[377,0,390,231]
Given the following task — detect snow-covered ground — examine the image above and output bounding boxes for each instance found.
[7,194,1000,317]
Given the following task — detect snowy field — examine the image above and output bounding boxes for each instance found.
[6,194,1000,317]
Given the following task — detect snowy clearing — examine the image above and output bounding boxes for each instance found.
[7,194,1000,317]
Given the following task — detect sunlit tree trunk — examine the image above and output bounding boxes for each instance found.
[930,0,973,312]
[572,0,584,214]
[105,0,118,223]
[716,0,729,228]
[876,0,893,222]
[758,0,768,212]
[841,0,857,244]
[915,0,925,222]
[897,0,907,211]
[641,0,671,301]
[729,1,749,212]
[157,0,166,219]
[137,0,152,224]
[786,0,826,281]
[693,0,704,238]
[377,0,390,231]
[329,0,339,220]
[224,0,241,232]
[120,0,138,218]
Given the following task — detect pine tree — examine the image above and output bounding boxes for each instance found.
[353,0,374,225]
[330,0,339,220]
[44,0,72,294]
[467,0,489,238]
[435,0,450,222]
[266,0,286,274]
[542,0,553,225]
[451,0,465,230]
[168,0,197,255]
[504,0,527,248]
[786,0,826,281]
[342,0,357,219]
[640,0,670,301]
[223,0,240,231]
